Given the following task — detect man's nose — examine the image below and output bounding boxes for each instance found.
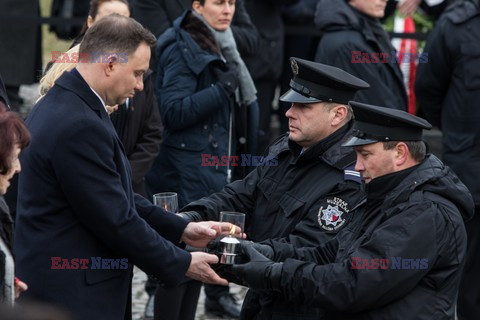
[354,159,364,172]
[135,78,144,91]
[285,104,295,118]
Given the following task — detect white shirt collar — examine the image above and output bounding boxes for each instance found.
[89,87,107,113]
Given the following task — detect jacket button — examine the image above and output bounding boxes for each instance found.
[203,125,208,130]
[181,143,186,148]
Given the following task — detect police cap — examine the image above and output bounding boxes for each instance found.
[280,57,370,104]
[343,101,433,147]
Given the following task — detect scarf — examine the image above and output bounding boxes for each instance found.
[193,11,257,106]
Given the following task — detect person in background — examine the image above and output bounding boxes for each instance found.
[314,0,407,111]
[242,0,299,154]
[0,74,10,110]
[0,0,42,111]
[229,102,472,320]
[278,0,320,136]
[71,0,130,47]
[146,0,258,318]
[132,0,259,76]
[0,106,30,305]
[414,1,480,318]
[14,15,239,320]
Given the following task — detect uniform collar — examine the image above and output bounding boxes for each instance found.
[366,164,419,206]
[289,121,351,164]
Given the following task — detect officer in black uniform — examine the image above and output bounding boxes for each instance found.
[414,1,480,318]
[230,102,474,320]
[180,58,369,319]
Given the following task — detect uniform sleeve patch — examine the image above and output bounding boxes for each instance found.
[318,197,350,232]
[344,164,362,183]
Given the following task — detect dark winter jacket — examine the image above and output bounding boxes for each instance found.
[242,0,298,80]
[0,196,14,303]
[146,11,236,207]
[182,122,365,319]
[265,155,473,319]
[415,0,480,205]
[314,0,407,110]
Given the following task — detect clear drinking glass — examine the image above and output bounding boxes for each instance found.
[153,192,178,213]
[218,211,245,264]
[219,211,245,237]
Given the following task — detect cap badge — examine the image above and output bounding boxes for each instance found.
[291,59,299,76]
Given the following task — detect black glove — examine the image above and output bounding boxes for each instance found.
[227,243,283,291]
[213,62,238,96]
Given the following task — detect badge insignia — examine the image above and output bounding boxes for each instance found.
[318,197,349,232]
[291,59,299,76]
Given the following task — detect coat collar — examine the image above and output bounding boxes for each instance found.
[173,10,222,75]
[55,68,110,121]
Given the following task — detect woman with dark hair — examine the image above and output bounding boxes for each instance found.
[73,0,130,47]
[0,106,30,305]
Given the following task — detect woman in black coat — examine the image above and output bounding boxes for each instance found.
[0,106,30,305]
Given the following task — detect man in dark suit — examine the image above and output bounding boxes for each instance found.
[14,15,236,320]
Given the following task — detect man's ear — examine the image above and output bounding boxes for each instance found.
[331,104,348,126]
[103,54,119,77]
[394,142,409,166]
[87,16,94,28]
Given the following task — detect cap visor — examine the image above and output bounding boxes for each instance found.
[342,136,378,147]
[280,89,321,103]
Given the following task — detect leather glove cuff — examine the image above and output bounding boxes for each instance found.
[177,211,203,222]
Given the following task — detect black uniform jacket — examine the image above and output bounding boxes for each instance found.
[266,155,473,320]
[182,122,366,319]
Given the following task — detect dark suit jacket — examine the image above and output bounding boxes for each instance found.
[14,68,191,320]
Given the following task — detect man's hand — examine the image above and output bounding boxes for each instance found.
[181,221,244,248]
[186,252,229,285]
[228,244,282,291]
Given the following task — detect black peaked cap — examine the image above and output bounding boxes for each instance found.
[280,57,370,104]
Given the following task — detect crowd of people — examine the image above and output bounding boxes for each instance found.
[1,0,479,320]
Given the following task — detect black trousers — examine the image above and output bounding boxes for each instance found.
[457,206,480,320]
[154,280,202,320]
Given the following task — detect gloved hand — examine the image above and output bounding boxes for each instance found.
[207,238,274,260]
[213,62,239,96]
[227,243,283,291]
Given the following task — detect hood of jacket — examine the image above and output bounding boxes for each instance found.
[156,10,222,76]
[445,0,480,24]
[384,154,474,222]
